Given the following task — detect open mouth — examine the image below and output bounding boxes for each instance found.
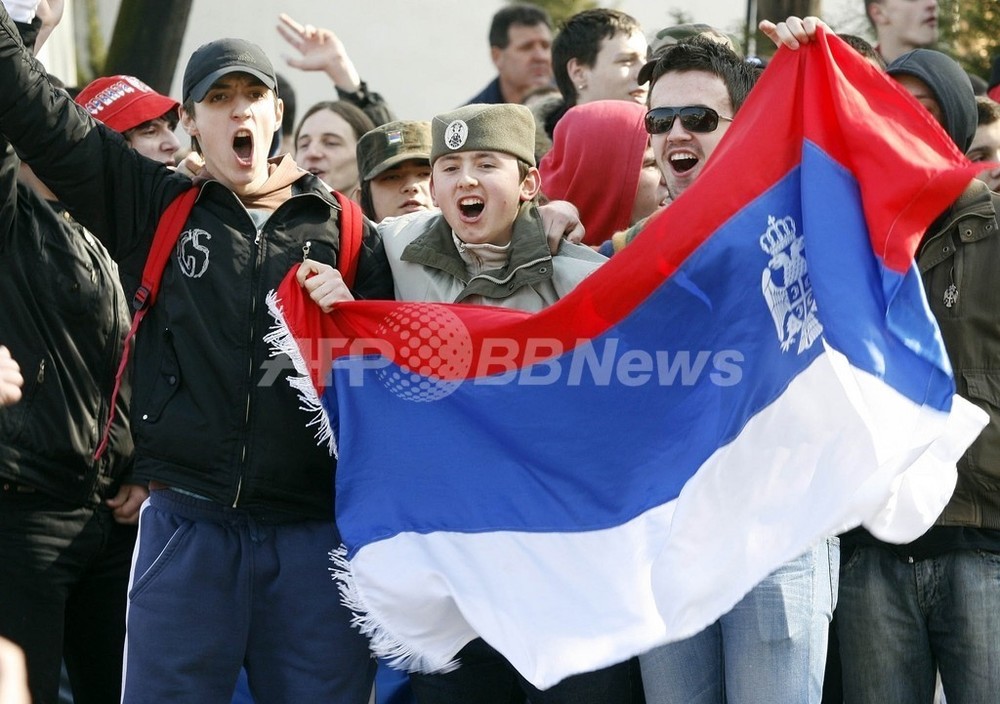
[670,152,699,174]
[233,130,253,164]
[458,197,485,219]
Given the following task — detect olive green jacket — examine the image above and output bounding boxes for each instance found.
[918,179,1000,529]
[379,203,606,311]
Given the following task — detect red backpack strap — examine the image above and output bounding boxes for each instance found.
[94,186,199,461]
[333,190,363,289]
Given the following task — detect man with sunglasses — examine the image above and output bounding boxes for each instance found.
[641,38,757,204]
[599,36,759,257]
[635,37,840,704]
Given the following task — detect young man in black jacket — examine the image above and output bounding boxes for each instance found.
[0,5,394,703]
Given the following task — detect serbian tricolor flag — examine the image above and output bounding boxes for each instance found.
[266,30,987,690]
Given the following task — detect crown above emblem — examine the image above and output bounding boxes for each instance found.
[759,215,797,256]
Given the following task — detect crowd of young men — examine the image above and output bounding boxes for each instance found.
[0,1,998,703]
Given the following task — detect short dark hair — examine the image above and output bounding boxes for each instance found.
[837,33,886,70]
[276,73,297,139]
[552,9,642,105]
[646,37,760,115]
[123,110,180,143]
[293,100,375,150]
[359,180,376,220]
[489,4,552,49]
[977,96,1000,126]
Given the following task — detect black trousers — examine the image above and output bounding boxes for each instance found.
[408,637,641,704]
[0,484,136,704]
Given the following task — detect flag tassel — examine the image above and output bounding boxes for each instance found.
[264,289,337,456]
[329,545,461,675]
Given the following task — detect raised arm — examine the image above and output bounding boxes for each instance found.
[276,13,397,126]
[0,3,186,258]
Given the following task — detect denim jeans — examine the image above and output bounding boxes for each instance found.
[836,543,1000,704]
[0,485,136,704]
[639,537,839,703]
[408,637,638,704]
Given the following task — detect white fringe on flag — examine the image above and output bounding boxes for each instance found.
[329,544,461,675]
[264,289,337,457]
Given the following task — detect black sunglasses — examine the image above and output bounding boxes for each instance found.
[644,106,734,135]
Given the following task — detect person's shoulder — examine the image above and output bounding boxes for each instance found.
[379,210,443,256]
[464,77,503,106]
[553,239,607,265]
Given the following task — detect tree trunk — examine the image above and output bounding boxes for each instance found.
[102,0,192,94]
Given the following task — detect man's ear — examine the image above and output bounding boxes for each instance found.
[273,97,285,134]
[567,58,587,90]
[519,167,542,201]
[180,105,198,138]
[491,45,503,70]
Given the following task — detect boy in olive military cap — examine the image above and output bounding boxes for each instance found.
[425,102,539,248]
[358,102,604,310]
[356,120,433,222]
[377,100,625,703]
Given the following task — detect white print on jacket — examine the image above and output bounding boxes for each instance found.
[176,229,212,278]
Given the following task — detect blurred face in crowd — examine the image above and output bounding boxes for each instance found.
[967,118,1000,192]
[125,114,181,166]
[369,159,434,221]
[648,70,733,201]
[295,108,361,194]
[493,23,553,101]
[431,151,539,246]
[869,0,938,59]
[631,143,668,224]
[572,30,648,105]
[893,74,944,126]
[182,73,283,196]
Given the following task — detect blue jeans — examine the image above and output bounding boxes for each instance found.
[122,489,375,704]
[639,538,838,703]
[836,543,1000,704]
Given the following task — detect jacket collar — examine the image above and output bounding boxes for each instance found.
[400,202,555,301]
[920,179,999,271]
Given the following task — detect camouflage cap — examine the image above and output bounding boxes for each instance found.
[357,120,432,182]
[637,24,736,85]
[431,103,536,167]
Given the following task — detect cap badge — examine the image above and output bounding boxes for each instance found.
[386,130,403,146]
[444,120,468,150]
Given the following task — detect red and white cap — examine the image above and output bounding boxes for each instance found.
[74,75,179,134]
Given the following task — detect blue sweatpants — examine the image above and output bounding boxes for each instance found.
[122,489,375,704]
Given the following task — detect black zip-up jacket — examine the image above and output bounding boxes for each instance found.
[0,10,394,520]
[0,140,133,504]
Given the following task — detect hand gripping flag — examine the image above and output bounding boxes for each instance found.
[266,30,987,690]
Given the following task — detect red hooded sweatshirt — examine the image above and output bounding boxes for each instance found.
[539,100,648,247]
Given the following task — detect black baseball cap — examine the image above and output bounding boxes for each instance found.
[183,38,277,103]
